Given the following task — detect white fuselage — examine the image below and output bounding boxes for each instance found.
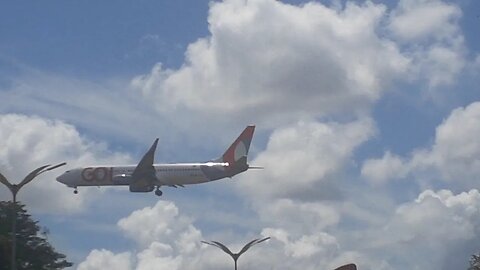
[57,162,229,188]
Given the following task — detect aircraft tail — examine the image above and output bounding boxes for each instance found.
[219,125,255,176]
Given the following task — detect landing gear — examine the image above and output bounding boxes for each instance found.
[154,187,163,196]
[73,188,78,194]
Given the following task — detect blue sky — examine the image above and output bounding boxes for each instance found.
[1,0,480,269]
[0,1,210,77]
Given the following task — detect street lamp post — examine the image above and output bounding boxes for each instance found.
[0,162,67,270]
[201,237,270,270]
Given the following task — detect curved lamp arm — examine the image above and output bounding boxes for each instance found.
[238,237,270,256]
[201,240,235,257]
[0,172,13,190]
[202,237,270,261]
[0,162,67,196]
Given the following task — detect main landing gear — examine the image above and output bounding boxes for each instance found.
[154,187,163,197]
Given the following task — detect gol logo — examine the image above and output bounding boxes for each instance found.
[81,167,111,182]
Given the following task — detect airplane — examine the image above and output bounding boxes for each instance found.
[56,126,260,196]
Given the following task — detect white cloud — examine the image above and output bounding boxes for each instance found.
[412,102,480,187]
[361,151,408,185]
[132,0,409,130]
[78,198,354,270]
[229,118,379,268]
[363,189,480,269]
[256,226,391,270]
[264,228,338,259]
[0,113,132,214]
[257,199,340,235]
[388,0,465,88]
[76,186,480,270]
[2,0,475,269]
[115,200,210,270]
[0,0,468,150]
[388,0,462,42]
[389,190,477,243]
[135,242,183,270]
[77,249,132,270]
[421,42,465,88]
[117,201,202,250]
[362,102,480,190]
[237,118,375,200]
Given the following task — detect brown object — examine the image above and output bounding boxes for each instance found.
[334,263,357,270]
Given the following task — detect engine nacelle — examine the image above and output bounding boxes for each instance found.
[129,179,155,193]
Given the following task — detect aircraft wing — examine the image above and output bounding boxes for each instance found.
[129,138,159,192]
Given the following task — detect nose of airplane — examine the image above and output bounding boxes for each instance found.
[56,173,66,183]
[56,171,70,185]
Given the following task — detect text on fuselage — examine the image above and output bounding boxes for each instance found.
[81,167,112,182]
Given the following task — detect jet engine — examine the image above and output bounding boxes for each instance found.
[129,180,155,192]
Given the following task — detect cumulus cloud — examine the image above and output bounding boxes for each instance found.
[411,102,480,187]
[388,0,462,42]
[0,0,468,150]
[132,0,409,130]
[230,118,379,267]
[135,242,183,270]
[263,227,338,259]
[361,151,408,185]
[126,0,471,144]
[76,186,480,270]
[77,249,132,270]
[4,0,475,269]
[388,0,465,88]
[362,189,480,269]
[0,114,132,213]
[118,201,202,251]
[237,118,375,200]
[257,199,340,235]
[78,199,358,270]
[361,101,480,190]
[115,201,208,270]
[417,42,465,88]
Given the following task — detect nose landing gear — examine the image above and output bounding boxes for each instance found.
[154,187,163,196]
[73,187,78,194]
